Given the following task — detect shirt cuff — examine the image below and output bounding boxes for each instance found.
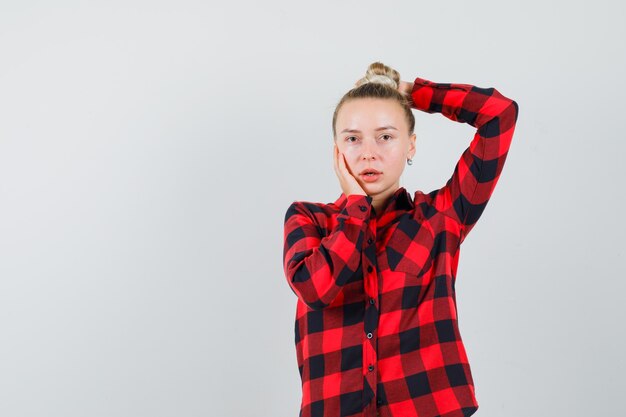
[341,194,373,219]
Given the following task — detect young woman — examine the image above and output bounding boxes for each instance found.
[283,62,519,417]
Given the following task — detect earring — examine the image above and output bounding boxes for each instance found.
[407,158,413,166]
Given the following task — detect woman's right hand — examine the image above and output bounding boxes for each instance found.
[333,144,367,197]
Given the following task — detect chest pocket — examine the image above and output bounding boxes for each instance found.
[380,213,435,280]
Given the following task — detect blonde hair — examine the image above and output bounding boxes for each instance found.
[332,61,415,138]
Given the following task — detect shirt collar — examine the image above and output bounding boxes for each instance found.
[333,186,413,212]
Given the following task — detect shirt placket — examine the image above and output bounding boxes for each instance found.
[362,213,379,416]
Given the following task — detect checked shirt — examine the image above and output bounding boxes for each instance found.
[282,76,519,417]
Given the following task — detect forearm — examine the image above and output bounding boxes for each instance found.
[410,76,519,242]
[411,76,518,129]
[283,194,372,310]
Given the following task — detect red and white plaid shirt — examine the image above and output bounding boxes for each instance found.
[283,76,519,417]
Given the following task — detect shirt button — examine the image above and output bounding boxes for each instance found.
[367,237,373,244]
[369,298,375,305]
[368,365,374,372]
[366,332,373,339]
[367,265,373,273]
[359,205,367,212]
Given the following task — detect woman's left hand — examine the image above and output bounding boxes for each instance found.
[398,80,413,103]
[352,78,413,105]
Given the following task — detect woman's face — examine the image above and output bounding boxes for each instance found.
[334,98,416,199]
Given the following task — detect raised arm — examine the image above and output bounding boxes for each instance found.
[282,194,371,310]
[410,76,519,244]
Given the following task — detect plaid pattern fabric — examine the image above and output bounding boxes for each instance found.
[283,77,519,417]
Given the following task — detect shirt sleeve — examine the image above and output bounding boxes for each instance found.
[282,194,372,310]
[410,77,519,245]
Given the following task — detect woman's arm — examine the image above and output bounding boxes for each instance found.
[283,194,372,310]
[408,76,519,244]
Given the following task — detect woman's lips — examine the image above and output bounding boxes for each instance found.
[360,173,381,182]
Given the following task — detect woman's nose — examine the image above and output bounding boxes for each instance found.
[361,139,376,160]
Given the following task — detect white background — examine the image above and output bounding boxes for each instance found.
[1,1,624,416]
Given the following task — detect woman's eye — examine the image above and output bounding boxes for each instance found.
[381,134,392,140]
[346,136,357,142]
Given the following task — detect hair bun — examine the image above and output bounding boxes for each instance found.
[355,61,401,89]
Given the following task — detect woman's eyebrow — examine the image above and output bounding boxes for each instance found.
[340,125,398,134]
